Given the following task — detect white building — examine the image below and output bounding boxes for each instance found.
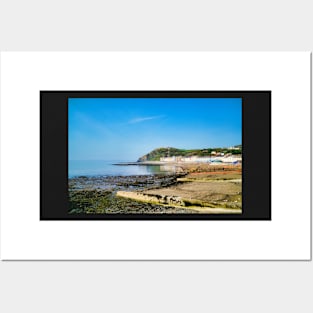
[160,155,241,164]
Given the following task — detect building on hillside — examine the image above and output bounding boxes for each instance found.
[160,155,242,164]
[160,156,177,162]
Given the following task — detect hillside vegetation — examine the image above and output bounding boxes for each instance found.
[137,145,242,162]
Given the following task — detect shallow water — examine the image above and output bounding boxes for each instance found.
[68,160,177,178]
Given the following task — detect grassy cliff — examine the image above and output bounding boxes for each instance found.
[137,146,242,162]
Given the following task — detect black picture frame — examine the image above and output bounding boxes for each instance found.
[40,91,271,220]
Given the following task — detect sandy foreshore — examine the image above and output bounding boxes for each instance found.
[116,166,242,213]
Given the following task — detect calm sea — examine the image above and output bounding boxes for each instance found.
[68,160,176,178]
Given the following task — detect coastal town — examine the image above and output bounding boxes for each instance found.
[114,146,242,213]
[68,96,242,215]
[138,146,242,165]
[68,145,242,214]
[160,153,241,164]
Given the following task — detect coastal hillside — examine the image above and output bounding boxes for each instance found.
[137,146,242,162]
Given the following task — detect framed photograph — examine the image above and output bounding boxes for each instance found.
[1,52,310,260]
[41,91,271,220]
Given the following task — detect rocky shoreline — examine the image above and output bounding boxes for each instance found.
[68,173,196,214]
[68,166,242,214]
[69,173,185,191]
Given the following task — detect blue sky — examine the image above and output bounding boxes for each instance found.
[68,98,242,161]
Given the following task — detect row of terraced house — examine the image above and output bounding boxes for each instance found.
[159,155,242,164]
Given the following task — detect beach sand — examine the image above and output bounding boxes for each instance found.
[116,167,242,214]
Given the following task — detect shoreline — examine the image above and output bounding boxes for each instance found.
[113,161,241,166]
[113,161,167,165]
[68,165,242,214]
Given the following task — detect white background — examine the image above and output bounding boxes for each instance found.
[1,52,310,260]
[0,1,312,312]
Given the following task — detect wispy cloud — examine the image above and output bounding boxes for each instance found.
[128,115,164,124]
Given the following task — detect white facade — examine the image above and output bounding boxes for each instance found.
[160,155,242,163]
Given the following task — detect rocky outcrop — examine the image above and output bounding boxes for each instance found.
[116,191,185,206]
[116,190,241,214]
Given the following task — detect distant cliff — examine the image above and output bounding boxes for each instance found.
[137,146,241,162]
[137,147,182,162]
